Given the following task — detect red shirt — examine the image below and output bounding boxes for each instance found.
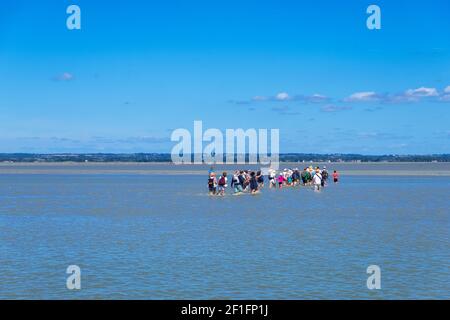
[332,172,339,179]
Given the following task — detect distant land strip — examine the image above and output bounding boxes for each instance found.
[0,153,449,163]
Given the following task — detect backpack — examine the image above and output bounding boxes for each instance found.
[218,176,226,186]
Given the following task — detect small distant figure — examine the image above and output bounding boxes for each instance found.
[286,172,293,186]
[217,172,228,196]
[231,170,244,194]
[249,171,259,194]
[256,170,264,188]
[268,169,276,188]
[277,174,285,189]
[332,170,339,183]
[321,166,329,187]
[292,168,300,186]
[301,168,308,185]
[243,170,251,191]
[208,172,217,195]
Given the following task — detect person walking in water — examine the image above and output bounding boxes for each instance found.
[217,172,228,196]
[231,170,243,194]
[249,171,259,194]
[208,172,217,195]
[313,168,322,191]
[332,170,339,183]
[268,168,276,188]
[321,166,329,187]
[256,170,264,188]
[277,173,285,189]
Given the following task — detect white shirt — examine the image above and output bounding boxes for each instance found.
[313,173,322,185]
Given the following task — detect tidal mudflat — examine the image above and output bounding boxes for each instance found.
[0,162,449,299]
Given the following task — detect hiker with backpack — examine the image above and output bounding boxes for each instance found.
[217,172,228,196]
[313,168,323,191]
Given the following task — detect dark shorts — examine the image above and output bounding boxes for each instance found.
[334,178,338,183]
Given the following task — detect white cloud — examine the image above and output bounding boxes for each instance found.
[305,93,329,103]
[405,87,438,97]
[275,92,290,101]
[344,91,380,102]
[345,87,444,104]
[243,85,450,107]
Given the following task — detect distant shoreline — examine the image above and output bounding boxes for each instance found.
[1,153,449,163]
[0,161,449,165]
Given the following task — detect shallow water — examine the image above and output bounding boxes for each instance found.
[1,161,450,176]
[0,165,449,299]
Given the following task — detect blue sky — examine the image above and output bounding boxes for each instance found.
[0,0,449,154]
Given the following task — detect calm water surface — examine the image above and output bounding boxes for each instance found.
[0,165,449,299]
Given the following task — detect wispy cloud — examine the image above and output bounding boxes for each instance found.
[439,95,450,102]
[439,85,450,101]
[17,135,169,145]
[344,91,381,102]
[364,106,383,112]
[405,86,438,97]
[357,132,413,140]
[320,104,352,113]
[91,136,170,144]
[344,86,448,104]
[302,94,330,103]
[271,105,300,115]
[254,92,330,103]
[232,85,450,108]
[275,92,290,101]
[229,92,330,105]
[53,72,74,82]
[227,99,251,105]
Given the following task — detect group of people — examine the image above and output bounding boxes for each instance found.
[207,166,339,195]
[208,169,265,195]
[269,166,339,191]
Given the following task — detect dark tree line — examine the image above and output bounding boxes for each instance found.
[0,153,449,163]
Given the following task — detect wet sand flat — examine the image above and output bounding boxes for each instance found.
[0,162,450,176]
[1,167,449,299]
